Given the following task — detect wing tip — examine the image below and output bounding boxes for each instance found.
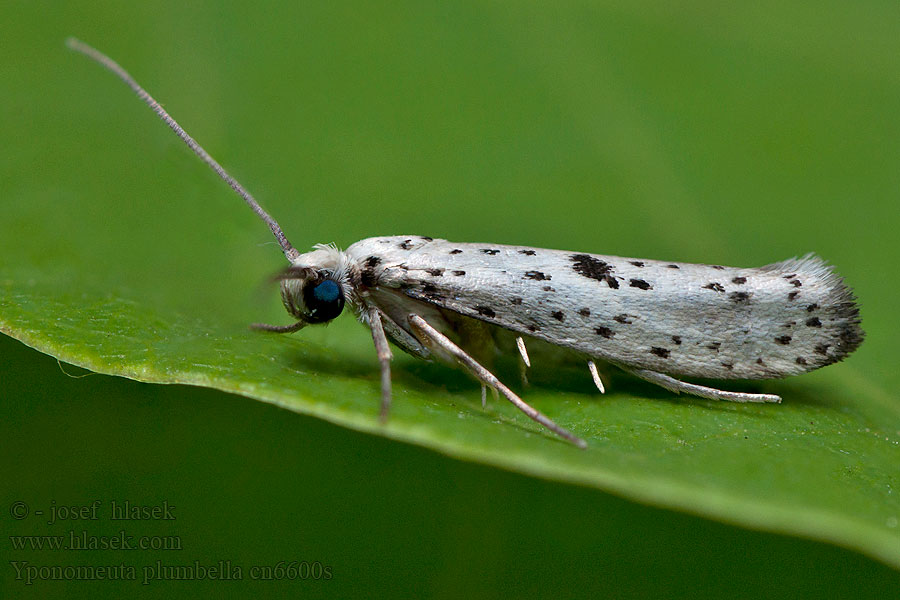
[764,253,865,365]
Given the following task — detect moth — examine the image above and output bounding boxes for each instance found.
[68,39,864,449]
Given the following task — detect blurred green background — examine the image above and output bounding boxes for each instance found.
[2,0,899,597]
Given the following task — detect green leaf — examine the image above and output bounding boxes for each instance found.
[2,0,898,573]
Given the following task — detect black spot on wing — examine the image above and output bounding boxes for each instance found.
[806,303,819,312]
[421,236,433,241]
[398,239,413,250]
[629,261,644,267]
[542,285,555,292]
[452,270,466,276]
[838,323,864,353]
[814,344,830,355]
[629,278,652,290]
[790,279,802,287]
[806,317,822,327]
[788,291,800,301]
[720,361,734,370]
[524,271,551,281]
[796,357,808,365]
[406,284,446,303]
[510,297,523,305]
[667,264,680,269]
[570,254,618,288]
[671,335,682,345]
[361,256,382,286]
[481,249,500,255]
[774,335,792,345]
[613,314,633,324]
[731,276,747,284]
[703,282,725,293]
[578,308,590,317]
[527,324,539,332]
[426,268,444,276]
[449,249,463,254]
[650,347,670,358]
[475,306,496,318]
[518,249,536,256]
[711,265,725,270]
[551,311,565,321]
[595,326,614,339]
[729,291,751,303]
[420,284,446,301]
[707,342,721,352]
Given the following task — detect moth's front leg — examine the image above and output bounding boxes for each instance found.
[407,314,587,448]
[365,307,393,422]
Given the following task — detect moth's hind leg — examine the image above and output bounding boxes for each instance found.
[480,385,499,409]
[407,314,587,448]
[620,366,781,404]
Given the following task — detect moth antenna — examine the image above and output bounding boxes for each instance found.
[65,37,300,262]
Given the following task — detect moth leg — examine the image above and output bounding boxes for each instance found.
[622,367,782,404]
[251,321,306,333]
[479,385,499,408]
[515,336,531,367]
[366,308,394,423]
[408,314,587,448]
[587,360,605,393]
[516,336,531,387]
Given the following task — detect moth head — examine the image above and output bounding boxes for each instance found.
[253,245,352,334]
[277,266,346,327]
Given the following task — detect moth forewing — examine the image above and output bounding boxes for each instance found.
[347,236,862,397]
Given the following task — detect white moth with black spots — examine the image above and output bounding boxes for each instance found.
[69,39,865,449]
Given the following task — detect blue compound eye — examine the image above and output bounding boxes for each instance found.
[303,278,345,323]
[313,279,341,303]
